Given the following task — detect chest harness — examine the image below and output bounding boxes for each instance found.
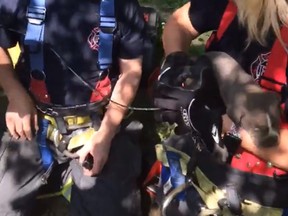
[144,1,288,215]
[24,0,116,172]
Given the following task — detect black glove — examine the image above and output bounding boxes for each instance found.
[154,52,228,161]
[157,51,195,87]
[154,51,210,133]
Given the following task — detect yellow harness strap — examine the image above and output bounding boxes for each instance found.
[44,115,92,129]
[36,115,96,202]
[194,167,284,216]
[44,115,96,150]
[154,144,284,216]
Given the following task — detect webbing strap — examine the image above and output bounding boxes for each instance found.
[165,151,186,201]
[37,119,54,170]
[24,0,50,103]
[205,0,237,50]
[259,27,288,93]
[216,1,237,40]
[99,0,116,70]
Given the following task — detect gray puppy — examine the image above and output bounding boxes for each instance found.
[197,51,281,148]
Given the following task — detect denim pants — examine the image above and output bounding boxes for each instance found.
[0,130,141,216]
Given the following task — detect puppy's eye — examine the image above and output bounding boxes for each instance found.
[254,127,260,132]
[254,127,269,135]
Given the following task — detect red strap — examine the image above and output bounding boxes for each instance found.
[205,0,237,50]
[143,160,162,186]
[29,78,51,103]
[90,75,112,102]
[216,0,237,40]
[260,27,288,93]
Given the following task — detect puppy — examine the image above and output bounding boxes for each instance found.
[205,52,281,147]
[199,51,281,148]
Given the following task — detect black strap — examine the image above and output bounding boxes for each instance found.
[36,100,106,117]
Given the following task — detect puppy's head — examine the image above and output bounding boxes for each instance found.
[228,91,281,148]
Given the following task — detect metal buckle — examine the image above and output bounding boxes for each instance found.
[36,105,59,116]
[26,6,46,25]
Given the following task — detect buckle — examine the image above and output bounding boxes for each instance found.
[26,6,46,25]
[37,105,59,116]
[100,16,116,33]
[30,69,46,81]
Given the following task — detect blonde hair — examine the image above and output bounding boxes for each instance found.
[233,0,288,47]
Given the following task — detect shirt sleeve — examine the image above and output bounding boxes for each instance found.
[0,0,23,48]
[189,0,228,34]
[115,0,145,59]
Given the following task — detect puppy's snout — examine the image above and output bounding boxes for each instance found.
[252,127,279,148]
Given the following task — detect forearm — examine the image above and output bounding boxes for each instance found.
[240,129,288,171]
[162,2,198,56]
[0,47,26,101]
[98,58,142,138]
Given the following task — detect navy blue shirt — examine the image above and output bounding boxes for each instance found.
[0,0,145,105]
[189,0,276,82]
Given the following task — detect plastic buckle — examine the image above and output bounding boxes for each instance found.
[100,16,116,33]
[26,6,46,25]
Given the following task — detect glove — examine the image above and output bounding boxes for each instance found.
[154,52,214,133]
[157,51,195,87]
[154,52,229,161]
[154,52,199,130]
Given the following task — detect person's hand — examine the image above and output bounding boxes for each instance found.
[6,91,38,140]
[154,52,199,132]
[76,130,112,176]
[158,51,194,87]
[154,83,197,134]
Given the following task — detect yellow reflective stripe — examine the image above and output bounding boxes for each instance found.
[36,177,73,202]
[61,177,73,202]
[37,191,63,199]
[194,167,284,216]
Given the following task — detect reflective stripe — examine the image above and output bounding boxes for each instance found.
[61,177,73,202]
